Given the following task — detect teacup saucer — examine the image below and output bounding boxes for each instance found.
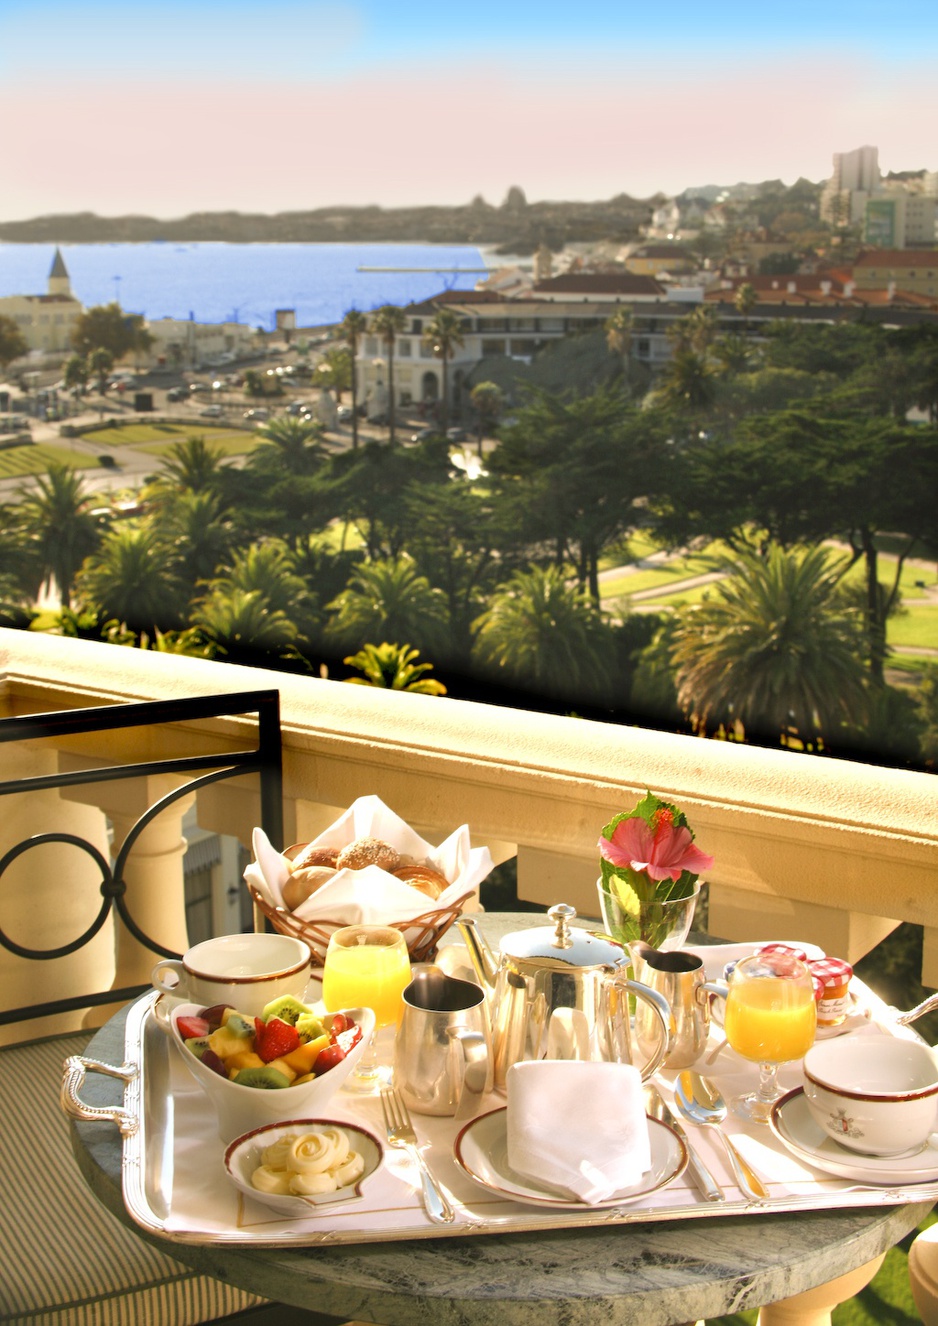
[770,1089,938,1185]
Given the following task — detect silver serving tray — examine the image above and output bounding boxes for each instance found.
[62,990,938,1247]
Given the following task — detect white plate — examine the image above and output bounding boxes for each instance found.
[770,1089,938,1185]
[453,1107,687,1209]
[225,1118,383,1216]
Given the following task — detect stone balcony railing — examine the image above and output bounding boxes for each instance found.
[2,626,936,1001]
[3,627,938,1324]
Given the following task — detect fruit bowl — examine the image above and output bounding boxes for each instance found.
[170,1002,375,1142]
[224,1118,383,1216]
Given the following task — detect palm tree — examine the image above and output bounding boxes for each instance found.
[339,309,368,450]
[87,347,114,395]
[252,416,324,475]
[325,555,450,657]
[472,564,614,704]
[343,643,447,694]
[195,587,299,655]
[155,436,227,493]
[75,525,184,633]
[62,352,89,398]
[198,539,312,626]
[469,380,504,456]
[669,544,868,747]
[370,305,407,444]
[17,464,102,608]
[604,308,633,382]
[160,490,235,600]
[734,282,758,332]
[422,308,465,433]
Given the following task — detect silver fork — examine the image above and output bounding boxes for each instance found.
[380,1087,455,1224]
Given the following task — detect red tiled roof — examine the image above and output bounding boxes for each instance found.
[533,273,665,296]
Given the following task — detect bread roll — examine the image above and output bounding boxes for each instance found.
[393,864,449,901]
[336,837,401,873]
[282,865,336,910]
[291,843,339,871]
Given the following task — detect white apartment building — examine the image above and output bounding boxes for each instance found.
[821,145,881,226]
[356,279,681,418]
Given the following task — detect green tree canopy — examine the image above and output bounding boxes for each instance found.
[71,303,150,360]
[472,564,615,706]
[669,544,868,747]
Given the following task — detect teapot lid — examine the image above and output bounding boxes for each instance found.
[500,904,626,969]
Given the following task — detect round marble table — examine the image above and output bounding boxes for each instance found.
[67,914,932,1326]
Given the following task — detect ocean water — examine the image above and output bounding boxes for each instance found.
[0,241,490,330]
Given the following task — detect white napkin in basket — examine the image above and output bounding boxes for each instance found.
[244,794,494,928]
[506,1060,652,1204]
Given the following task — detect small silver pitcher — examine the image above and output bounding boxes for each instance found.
[393,969,493,1119]
[631,943,725,1070]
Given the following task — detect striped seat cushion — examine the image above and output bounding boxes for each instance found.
[0,1032,266,1326]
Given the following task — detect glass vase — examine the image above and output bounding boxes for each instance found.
[597,879,701,954]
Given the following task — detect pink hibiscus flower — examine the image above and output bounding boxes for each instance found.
[599,812,714,883]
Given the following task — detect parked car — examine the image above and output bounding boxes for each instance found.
[188,381,209,393]
[410,427,439,443]
[446,427,468,442]
[166,387,187,402]
[337,405,354,422]
[200,404,223,417]
[243,407,270,421]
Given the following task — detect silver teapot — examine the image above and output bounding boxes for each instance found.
[456,904,672,1093]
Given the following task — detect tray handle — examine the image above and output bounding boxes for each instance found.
[61,1055,140,1137]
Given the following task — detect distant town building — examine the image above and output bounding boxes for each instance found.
[821,145,881,226]
[864,194,938,249]
[0,247,83,354]
[145,316,257,369]
[852,249,938,299]
[624,245,696,277]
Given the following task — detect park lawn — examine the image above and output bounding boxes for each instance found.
[599,543,731,600]
[136,432,256,460]
[0,444,87,478]
[889,604,938,650]
[82,422,254,453]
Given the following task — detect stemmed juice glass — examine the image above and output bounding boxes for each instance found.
[322,924,411,1093]
[723,951,817,1123]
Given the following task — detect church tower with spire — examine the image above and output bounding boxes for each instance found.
[47,247,72,298]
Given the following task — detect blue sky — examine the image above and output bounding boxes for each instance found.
[1,0,935,220]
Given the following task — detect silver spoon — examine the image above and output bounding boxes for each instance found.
[674,1071,770,1201]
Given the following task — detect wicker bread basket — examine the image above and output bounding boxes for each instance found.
[248,880,475,968]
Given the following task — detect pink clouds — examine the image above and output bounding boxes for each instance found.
[3,55,936,219]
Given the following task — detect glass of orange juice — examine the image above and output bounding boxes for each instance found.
[322,924,411,1093]
[723,951,817,1123]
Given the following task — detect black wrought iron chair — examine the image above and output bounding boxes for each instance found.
[0,689,297,1326]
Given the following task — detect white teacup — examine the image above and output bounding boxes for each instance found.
[802,1034,938,1156]
[151,932,312,1018]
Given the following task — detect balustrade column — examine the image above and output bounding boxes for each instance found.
[0,743,113,1043]
[75,776,195,995]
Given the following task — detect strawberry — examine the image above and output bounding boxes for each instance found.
[254,1015,300,1064]
[177,1014,210,1041]
[335,1025,363,1054]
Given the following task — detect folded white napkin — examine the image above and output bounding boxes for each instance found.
[244,795,494,931]
[506,1060,652,1204]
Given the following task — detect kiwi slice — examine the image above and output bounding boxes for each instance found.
[224,1013,255,1039]
[296,1011,326,1041]
[233,1065,292,1090]
[260,994,312,1026]
[185,1035,212,1058]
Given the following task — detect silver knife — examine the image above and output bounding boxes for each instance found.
[644,1083,723,1203]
